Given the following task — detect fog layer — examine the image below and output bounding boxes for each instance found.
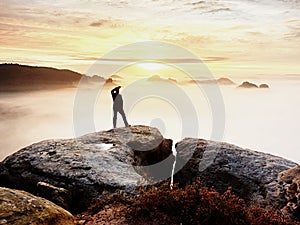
[0,80,299,163]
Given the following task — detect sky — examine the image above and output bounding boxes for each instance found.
[0,0,299,78]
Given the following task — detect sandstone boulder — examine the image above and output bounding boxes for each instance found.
[0,187,74,225]
[174,138,297,204]
[278,165,300,220]
[0,125,172,213]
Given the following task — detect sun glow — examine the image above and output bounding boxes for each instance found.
[137,62,166,71]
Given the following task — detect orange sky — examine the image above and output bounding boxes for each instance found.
[0,0,299,78]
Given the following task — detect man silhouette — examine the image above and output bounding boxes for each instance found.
[111,86,129,128]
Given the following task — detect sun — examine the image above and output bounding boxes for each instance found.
[137,62,166,71]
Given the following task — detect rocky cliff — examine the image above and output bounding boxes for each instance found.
[0,126,299,221]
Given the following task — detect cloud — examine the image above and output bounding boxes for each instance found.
[164,33,214,48]
[72,56,228,64]
[183,0,233,14]
[89,19,124,28]
[284,21,300,39]
[284,30,300,39]
[185,0,219,8]
[207,7,231,13]
[246,31,265,36]
[90,20,109,27]
[202,57,229,62]
[225,25,253,30]
[284,19,300,24]
[189,1,206,6]
[277,0,300,7]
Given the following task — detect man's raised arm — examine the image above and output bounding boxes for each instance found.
[111,86,121,100]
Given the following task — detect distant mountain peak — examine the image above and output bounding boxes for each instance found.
[217,77,235,85]
[238,81,270,89]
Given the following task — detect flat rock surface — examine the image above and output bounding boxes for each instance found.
[0,187,74,225]
[0,125,171,213]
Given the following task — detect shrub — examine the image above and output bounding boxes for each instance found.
[127,180,298,225]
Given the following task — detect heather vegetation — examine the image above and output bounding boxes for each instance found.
[84,180,300,225]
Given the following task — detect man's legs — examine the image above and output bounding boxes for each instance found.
[113,109,117,128]
[118,108,129,127]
